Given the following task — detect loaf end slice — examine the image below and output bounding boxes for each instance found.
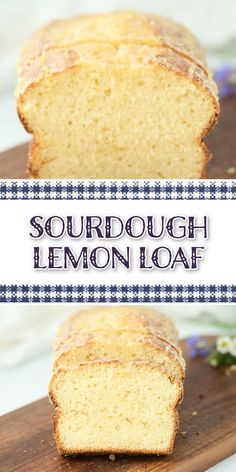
[49,361,183,455]
[16,11,219,179]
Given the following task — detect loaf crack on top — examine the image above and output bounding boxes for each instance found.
[16,11,219,179]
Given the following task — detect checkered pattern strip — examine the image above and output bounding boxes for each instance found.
[0,180,235,200]
[0,285,235,302]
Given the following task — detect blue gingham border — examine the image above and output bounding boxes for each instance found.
[0,180,236,200]
[0,285,235,303]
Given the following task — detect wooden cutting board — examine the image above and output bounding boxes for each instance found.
[1,337,236,472]
[0,96,235,179]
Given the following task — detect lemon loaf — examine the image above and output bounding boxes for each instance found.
[17,11,219,179]
[49,306,185,455]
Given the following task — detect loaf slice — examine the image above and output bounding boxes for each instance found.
[49,361,183,455]
[17,11,219,179]
[54,331,185,379]
[54,307,185,379]
[50,306,185,455]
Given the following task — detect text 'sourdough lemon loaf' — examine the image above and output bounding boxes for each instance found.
[16,11,219,179]
[49,306,185,455]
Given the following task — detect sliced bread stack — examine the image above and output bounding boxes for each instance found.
[49,306,185,455]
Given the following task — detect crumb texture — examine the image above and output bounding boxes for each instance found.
[49,306,185,455]
[16,11,219,179]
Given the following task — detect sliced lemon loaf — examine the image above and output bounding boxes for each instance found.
[49,306,185,455]
[54,306,185,379]
[17,11,219,179]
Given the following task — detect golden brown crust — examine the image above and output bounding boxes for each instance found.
[18,11,206,71]
[53,306,182,355]
[146,13,207,72]
[17,11,219,102]
[54,335,186,379]
[52,307,186,385]
[49,361,183,456]
[28,139,38,178]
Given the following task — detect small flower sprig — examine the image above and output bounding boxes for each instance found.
[208,336,236,367]
[214,65,236,97]
[187,336,210,358]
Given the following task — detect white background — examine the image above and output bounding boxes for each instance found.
[0,197,235,286]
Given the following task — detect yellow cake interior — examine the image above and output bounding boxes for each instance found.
[20,46,214,178]
[50,307,185,455]
[51,362,181,454]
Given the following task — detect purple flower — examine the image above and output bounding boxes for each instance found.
[214,65,236,97]
[187,336,210,358]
